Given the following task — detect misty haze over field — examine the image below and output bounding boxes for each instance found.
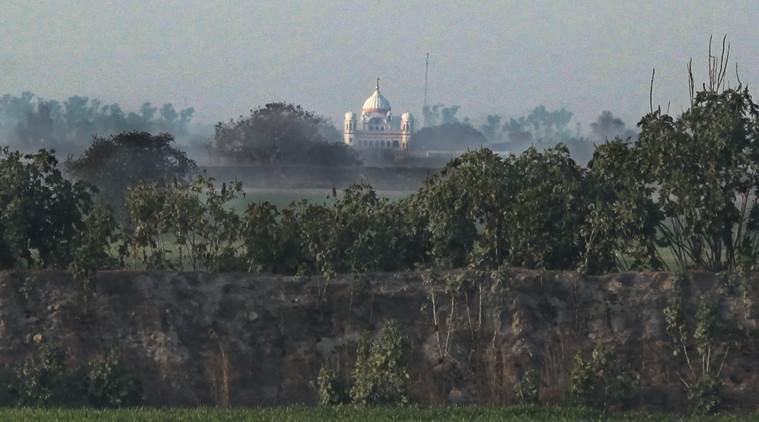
[0,1,757,131]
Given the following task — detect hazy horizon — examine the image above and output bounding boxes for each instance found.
[1,1,757,130]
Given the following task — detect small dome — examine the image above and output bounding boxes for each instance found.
[362,79,391,113]
[345,112,356,120]
[401,112,413,121]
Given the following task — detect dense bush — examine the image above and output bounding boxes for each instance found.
[413,146,589,271]
[316,321,409,407]
[243,185,425,276]
[9,343,80,406]
[85,350,142,408]
[569,343,637,409]
[513,369,539,404]
[0,148,94,269]
[349,320,409,405]
[317,367,346,406]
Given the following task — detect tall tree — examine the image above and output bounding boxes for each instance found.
[213,102,358,166]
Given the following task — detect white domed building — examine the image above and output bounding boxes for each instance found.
[344,78,414,150]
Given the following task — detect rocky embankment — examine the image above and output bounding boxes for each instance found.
[0,270,757,410]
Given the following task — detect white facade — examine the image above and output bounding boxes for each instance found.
[344,79,413,150]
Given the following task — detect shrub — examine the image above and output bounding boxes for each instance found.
[8,344,141,408]
[687,374,721,415]
[86,350,142,408]
[349,320,409,405]
[569,342,636,409]
[317,366,346,406]
[663,273,728,415]
[513,368,539,404]
[9,343,84,406]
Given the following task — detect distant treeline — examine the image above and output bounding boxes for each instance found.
[0,92,197,152]
[0,90,640,166]
[420,103,638,163]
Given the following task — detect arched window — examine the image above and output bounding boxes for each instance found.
[392,140,399,148]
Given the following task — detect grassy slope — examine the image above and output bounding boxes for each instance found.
[0,406,753,422]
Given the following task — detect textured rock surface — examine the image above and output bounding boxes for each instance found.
[0,269,757,410]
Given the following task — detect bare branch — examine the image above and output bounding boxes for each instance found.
[736,62,743,88]
[650,67,656,113]
[688,59,695,106]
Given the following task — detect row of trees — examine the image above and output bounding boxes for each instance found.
[0,90,632,167]
[0,92,196,151]
[2,51,758,274]
[421,102,637,164]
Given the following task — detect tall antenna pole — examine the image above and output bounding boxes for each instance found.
[423,52,429,127]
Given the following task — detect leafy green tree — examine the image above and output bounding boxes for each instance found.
[333,185,409,272]
[122,175,245,271]
[0,148,94,269]
[503,145,587,270]
[187,177,245,271]
[296,202,338,277]
[121,181,170,269]
[275,203,312,274]
[414,149,506,268]
[638,86,759,271]
[584,139,664,272]
[65,131,196,216]
[70,205,120,314]
[413,145,590,271]
[244,202,290,273]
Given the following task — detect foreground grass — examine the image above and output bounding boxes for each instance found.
[1,406,756,422]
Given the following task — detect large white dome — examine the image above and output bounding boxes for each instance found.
[362,79,391,113]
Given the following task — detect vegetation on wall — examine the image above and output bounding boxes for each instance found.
[8,343,142,408]
[318,320,409,407]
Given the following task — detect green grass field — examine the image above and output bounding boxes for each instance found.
[230,188,413,212]
[0,406,754,422]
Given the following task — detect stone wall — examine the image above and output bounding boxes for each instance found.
[0,270,757,410]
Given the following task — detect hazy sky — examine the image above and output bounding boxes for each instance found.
[1,1,757,130]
